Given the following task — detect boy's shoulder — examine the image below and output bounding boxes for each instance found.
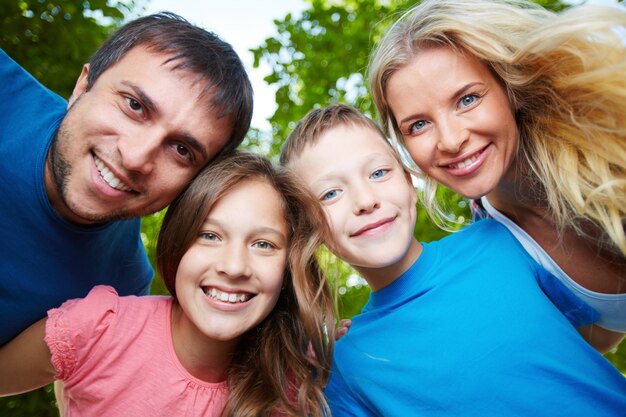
[435,218,513,247]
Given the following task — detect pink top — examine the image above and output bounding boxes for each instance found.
[45,285,229,417]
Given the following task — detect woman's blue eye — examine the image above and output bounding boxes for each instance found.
[459,94,478,108]
[370,169,388,179]
[322,190,339,201]
[409,120,428,134]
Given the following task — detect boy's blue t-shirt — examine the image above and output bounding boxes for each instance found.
[325,219,626,416]
[0,49,153,346]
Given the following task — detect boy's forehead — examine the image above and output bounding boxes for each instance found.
[290,124,400,177]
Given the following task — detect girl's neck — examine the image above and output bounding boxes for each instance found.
[170,302,238,383]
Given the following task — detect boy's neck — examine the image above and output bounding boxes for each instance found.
[354,238,423,292]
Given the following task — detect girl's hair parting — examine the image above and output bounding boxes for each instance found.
[156,151,334,417]
[369,0,626,255]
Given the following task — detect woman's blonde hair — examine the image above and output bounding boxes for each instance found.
[157,151,334,416]
[369,0,626,255]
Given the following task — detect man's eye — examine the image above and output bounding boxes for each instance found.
[127,97,142,112]
[175,144,190,157]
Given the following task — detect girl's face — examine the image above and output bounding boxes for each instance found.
[385,46,519,200]
[175,179,288,343]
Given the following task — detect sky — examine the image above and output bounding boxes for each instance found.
[144,0,308,130]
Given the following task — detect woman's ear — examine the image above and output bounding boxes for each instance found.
[67,64,90,109]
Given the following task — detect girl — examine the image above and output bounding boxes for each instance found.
[0,151,334,417]
[368,0,626,352]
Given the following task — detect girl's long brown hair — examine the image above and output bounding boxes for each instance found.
[156,151,334,416]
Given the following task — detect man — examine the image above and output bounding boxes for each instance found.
[0,12,253,346]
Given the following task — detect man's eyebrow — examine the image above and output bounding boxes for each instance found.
[120,81,209,162]
[174,134,209,162]
[121,81,157,113]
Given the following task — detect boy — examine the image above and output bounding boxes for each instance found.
[280,104,626,416]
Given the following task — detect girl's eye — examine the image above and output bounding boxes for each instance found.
[321,189,340,201]
[459,94,478,108]
[253,241,275,250]
[370,169,389,180]
[199,232,220,241]
[408,120,428,134]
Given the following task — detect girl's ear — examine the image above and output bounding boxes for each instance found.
[67,64,90,109]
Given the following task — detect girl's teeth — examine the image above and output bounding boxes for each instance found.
[206,287,250,303]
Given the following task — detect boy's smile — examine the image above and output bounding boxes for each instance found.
[290,123,422,290]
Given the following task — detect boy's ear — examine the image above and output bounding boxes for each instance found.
[68,64,90,109]
[404,170,418,205]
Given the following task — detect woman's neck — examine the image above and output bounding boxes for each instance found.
[170,302,237,383]
[486,159,550,225]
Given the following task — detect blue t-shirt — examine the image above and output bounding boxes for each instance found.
[0,49,153,346]
[325,220,626,416]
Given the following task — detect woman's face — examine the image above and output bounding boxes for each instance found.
[385,46,519,199]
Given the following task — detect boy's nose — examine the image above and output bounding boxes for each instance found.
[352,186,380,215]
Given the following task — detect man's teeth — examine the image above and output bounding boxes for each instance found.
[94,157,132,191]
[205,288,251,303]
[449,154,478,169]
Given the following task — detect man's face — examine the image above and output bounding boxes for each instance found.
[46,46,234,224]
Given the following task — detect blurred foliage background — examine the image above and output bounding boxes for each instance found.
[1,0,624,414]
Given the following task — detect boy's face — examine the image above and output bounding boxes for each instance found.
[289,124,420,290]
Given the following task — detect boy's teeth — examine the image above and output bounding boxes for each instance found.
[94,156,132,192]
[206,287,250,303]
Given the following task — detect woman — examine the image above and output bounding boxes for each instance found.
[368,0,626,352]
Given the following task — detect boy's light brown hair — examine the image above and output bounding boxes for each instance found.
[280,103,405,169]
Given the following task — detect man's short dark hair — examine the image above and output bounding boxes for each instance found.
[87,12,253,158]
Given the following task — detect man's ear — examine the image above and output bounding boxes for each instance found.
[67,64,90,109]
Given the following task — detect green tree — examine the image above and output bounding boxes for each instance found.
[0,1,141,414]
[0,0,143,98]
[251,0,626,372]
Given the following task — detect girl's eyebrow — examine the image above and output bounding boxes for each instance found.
[202,218,287,242]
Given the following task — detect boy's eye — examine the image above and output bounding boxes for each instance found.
[408,120,428,134]
[253,240,275,250]
[370,169,389,179]
[321,189,340,201]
